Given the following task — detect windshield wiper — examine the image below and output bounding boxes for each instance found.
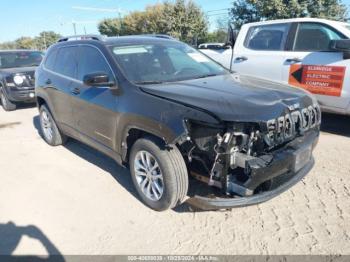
[193,73,219,80]
[135,80,164,85]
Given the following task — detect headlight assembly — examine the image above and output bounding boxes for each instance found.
[13,75,25,85]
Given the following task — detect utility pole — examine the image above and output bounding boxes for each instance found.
[119,11,123,35]
[43,31,47,50]
[71,5,126,36]
[73,21,77,35]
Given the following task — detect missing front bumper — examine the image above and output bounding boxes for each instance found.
[227,130,318,196]
[186,157,314,211]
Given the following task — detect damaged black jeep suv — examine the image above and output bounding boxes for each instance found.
[35,35,320,211]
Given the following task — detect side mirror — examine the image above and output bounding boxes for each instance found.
[226,24,238,48]
[330,39,350,59]
[83,72,116,87]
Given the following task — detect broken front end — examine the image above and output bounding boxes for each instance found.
[181,104,321,210]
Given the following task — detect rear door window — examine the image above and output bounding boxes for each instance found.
[54,46,78,79]
[293,23,345,51]
[245,23,291,51]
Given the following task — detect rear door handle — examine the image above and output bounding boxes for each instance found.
[286,58,302,63]
[235,56,248,62]
[71,87,80,95]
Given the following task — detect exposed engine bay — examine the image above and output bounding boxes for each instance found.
[181,103,321,198]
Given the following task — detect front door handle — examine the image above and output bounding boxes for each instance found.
[235,56,248,62]
[71,87,80,95]
[286,57,302,63]
[45,79,52,85]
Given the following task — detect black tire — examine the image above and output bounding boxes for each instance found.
[39,105,67,146]
[0,87,16,111]
[129,137,189,211]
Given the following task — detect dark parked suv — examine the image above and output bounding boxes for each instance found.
[35,35,320,211]
[0,50,43,111]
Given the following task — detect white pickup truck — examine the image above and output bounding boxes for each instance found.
[201,18,350,115]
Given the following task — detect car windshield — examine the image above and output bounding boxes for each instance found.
[0,51,44,69]
[110,41,228,84]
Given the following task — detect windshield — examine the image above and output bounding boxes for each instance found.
[0,51,44,69]
[111,42,228,84]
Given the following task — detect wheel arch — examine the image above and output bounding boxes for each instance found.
[36,94,60,126]
[121,126,174,165]
[117,109,219,165]
[36,94,54,114]
[0,80,9,95]
[36,96,47,108]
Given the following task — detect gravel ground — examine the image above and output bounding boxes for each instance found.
[0,105,349,255]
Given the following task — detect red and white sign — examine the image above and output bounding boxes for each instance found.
[289,64,346,97]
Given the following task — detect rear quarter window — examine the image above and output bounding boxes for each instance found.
[44,49,58,70]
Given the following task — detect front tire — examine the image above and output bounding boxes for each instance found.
[39,105,67,146]
[0,88,16,111]
[130,138,189,211]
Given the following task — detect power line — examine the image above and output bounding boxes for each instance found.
[72,6,123,13]
[206,8,230,13]
[72,20,99,25]
[70,6,126,35]
[207,13,230,17]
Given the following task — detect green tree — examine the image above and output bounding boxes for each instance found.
[230,0,348,29]
[34,31,62,50]
[0,31,61,50]
[202,17,230,44]
[170,0,208,44]
[98,4,172,36]
[204,30,228,43]
[0,41,17,50]
[98,18,123,36]
[98,0,208,44]
[15,37,35,49]
[307,0,347,20]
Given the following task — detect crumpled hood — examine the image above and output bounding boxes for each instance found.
[140,74,316,122]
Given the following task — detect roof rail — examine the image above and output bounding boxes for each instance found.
[138,34,176,40]
[58,34,105,42]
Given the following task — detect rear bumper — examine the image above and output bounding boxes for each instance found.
[186,157,314,210]
[7,88,35,102]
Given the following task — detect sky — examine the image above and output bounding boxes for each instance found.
[0,0,233,42]
[1,0,350,42]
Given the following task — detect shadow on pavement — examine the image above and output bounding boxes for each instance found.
[0,221,65,261]
[33,115,139,201]
[32,115,218,213]
[321,113,350,137]
[63,138,139,200]
[0,122,21,129]
[11,103,36,111]
[17,102,36,109]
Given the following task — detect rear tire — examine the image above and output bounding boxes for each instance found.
[0,88,16,111]
[129,137,188,211]
[39,105,67,146]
